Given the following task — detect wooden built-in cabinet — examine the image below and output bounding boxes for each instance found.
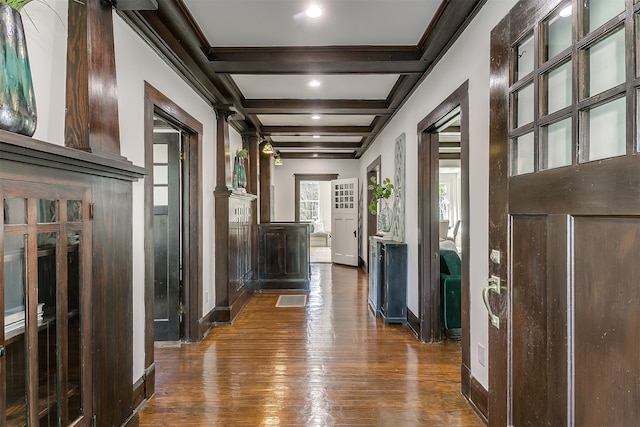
[213,192,257,323]
[258,223,310,290]
[0,130,144,426]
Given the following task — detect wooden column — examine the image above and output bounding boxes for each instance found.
[214,107,234,191]
[259,142,272,223]
[65,0,123,158]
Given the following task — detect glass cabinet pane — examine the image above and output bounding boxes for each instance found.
[67,201,82,222]
[154,165,168,185]
[585,97,626,161]
[37,232,59,426]
[545,61,572,114]
[4,199,26,224]
[516,33,534,80]
[588,28,625,97]
[515,83,535,127]
[37,199,57,224]
[586,0,625,32]
[512,132,535,175]
[545,6,572,60]
[67,231,82,423]
[542,118,572,169]
[4,234,27,426]
[153,143,168,163]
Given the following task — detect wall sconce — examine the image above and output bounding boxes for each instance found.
[262,141,274,155]
[274,154,283,166]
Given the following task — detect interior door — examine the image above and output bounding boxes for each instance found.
[331,178,358,266]
[487,0,640,425]
[153,129,182,341]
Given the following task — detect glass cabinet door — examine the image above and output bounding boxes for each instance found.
[1,182,91,427]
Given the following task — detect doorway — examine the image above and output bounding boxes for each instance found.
[295,173,337,264]
[416,81,470,392]
[152,117,183,341]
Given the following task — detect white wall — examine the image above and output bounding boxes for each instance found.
[359,0,517,389]
[272,158,359,222]
[114,15,217,382]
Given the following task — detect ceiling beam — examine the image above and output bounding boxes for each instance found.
[262,126,373,136]
[243,99,391,115]
[278,152,356,160]
[271,141,362,149]
[206,46,426,74]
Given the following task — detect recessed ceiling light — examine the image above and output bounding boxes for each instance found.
[311,114,321,120]
[306,5,322,19]
[559,5,572,17]
[307,79,321,87]
[313,135,320,139]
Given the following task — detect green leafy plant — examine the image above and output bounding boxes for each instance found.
[1,0,36,11]
[235,148,248,158]
[367,176,394,215]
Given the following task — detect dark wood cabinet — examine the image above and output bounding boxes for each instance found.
[1,129,144,426]
[229,194,256,293]
[369,238,407,324]
[258,223,310,290]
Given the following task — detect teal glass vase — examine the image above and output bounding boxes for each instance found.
[0,3,37,137]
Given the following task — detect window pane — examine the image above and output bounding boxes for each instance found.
[545,6,572,60]
[585,97,626,161]
[154,186,168,206]
[542,118,572,170]
[154,165,168,185]
[545,61,572,114]
[153,143,168,163]
[587,0,625,32]
[516,33,534,80]
[4,198,26,224]
[512,133,535,175]
[516,84,535,127]
[4,234,27,426]
[588,28,625,97]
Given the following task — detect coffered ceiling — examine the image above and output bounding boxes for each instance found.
[118,0,484,159]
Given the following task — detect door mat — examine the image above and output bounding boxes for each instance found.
[275,294,307,307]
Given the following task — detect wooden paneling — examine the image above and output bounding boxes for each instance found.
[574,217,640,426]
[258,223,310,290]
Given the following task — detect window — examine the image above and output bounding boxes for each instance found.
[299,181,320,222]
[509,0,634,176]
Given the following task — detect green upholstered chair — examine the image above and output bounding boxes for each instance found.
[439,249,461,338]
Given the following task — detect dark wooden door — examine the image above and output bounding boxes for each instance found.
[488,0,640,425]
[153,131,182,341]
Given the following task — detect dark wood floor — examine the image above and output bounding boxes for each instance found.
[139,264,483,426]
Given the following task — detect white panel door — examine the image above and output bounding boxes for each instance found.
[331,178,358,266]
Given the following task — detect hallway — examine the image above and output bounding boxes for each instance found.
[139,264,483,426]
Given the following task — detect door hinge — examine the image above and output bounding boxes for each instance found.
[179,304,185,315]
[89,203,95,220]
[92,414,97,427]
[180,151,185,161]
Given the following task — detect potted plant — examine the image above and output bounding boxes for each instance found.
[368,176,394,232]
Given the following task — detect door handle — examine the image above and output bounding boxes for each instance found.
[0,345,4,357]
[482,275,501,328]
[353,230,357,238]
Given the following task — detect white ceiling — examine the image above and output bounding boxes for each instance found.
[129,0,472,159]
[182,0,441,47]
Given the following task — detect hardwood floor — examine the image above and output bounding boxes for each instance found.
[139,264,483,426]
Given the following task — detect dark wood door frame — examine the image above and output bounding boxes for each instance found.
[416,80,470,388]
[366,156,381,269]
[143,82,203,396]
[294,173,339,221]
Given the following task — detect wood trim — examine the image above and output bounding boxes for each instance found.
[143,83,204,371]
[294,173,339,222]
[280,153,356,160]
[243,99,390,115]
[406,307,421,341]
[470,376,489,423]
[132,375,146,411]
[261,126,372,136]
[259,146,272,223]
